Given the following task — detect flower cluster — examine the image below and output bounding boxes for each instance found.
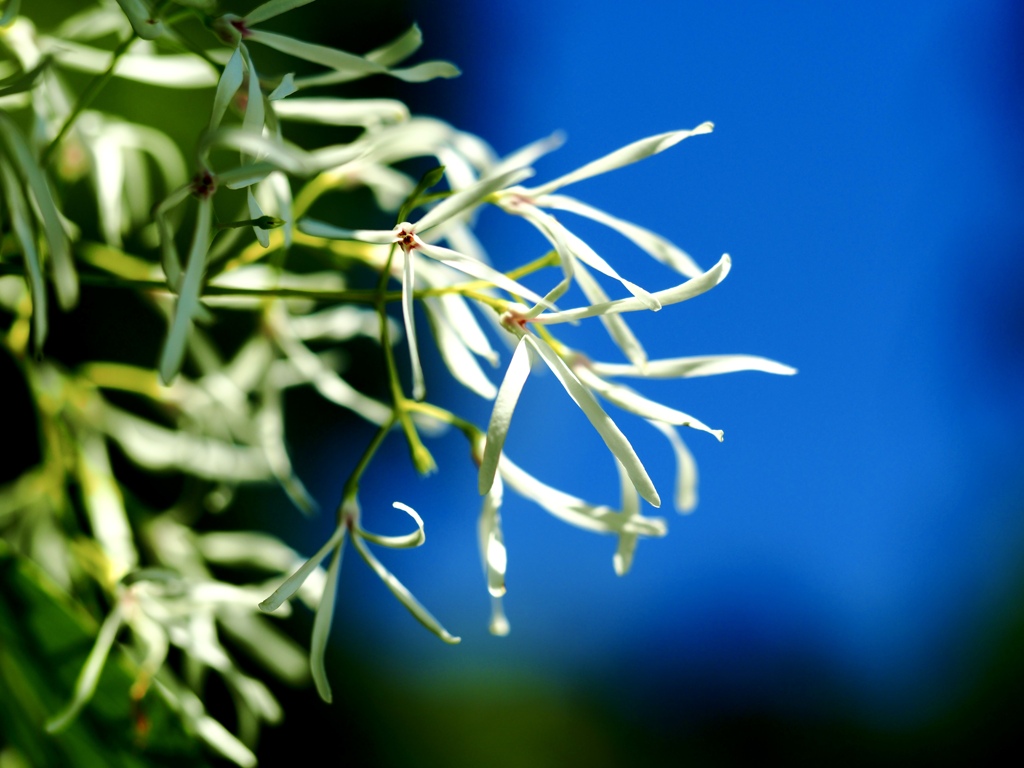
[0,0,794,764]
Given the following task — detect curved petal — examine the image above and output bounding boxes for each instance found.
[524,334,661,507]
[539,194,704,278]
[575,365,724,441]
[352,534,460,644]
[358,501,426,549]
[590,353,797,380]
[479,336,532,495]
[526,122,714,197]
[533,254,731,325]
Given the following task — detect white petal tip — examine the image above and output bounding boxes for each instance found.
[489,617,510,636]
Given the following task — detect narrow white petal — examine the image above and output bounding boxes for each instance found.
[478,476,507,597]
[270,310,393,426]
[246,29,385,75]
[590,353,798,380]
[413,167,533,234]
[415,240,549,307]
[273,97,409,126]
[489,595,510,636]
[491,132,565,177]
[259,524,346,613]
[46,605,125,732]
[160,197,213,383]
[298,218,395,244]
[210,46,244,130]
[155,183,192,286]
[401,248,426,400]
[357,501,426,549]
[527,122,714,197]
[424,297,497,399]
[365,24,423,66]
[547,216,659,309]
[479,336,532,495]
[533,254,731,325]
[572,260,647,368]
[310,541,344,703]
[241,46,265,143]
[613,460,641,576]
[352,535,460,644]
[498,454,667,537]
[244,0,315,25]
[524,335,660,507]
[540,194,704,278]
[574,366,724,441]
[510,201,574,317]
[648,421,698,514]
[435,292,498,364]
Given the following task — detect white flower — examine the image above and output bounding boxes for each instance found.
[299,168,550,400]
[260,497,459,703]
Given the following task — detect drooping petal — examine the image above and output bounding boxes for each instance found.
[612,460,641,576]
[498,454,667,538]
[572,261,647,367]
[523,334,661,507]
[401,247,426,400]
[159,196,213,383]
[256,379,316,515]
[543,213,660,309]
[352,534,460,644]
[209,46,244,130]
[526,122,714,197]
[648,421,698,514]
[479,335,532,495]
[310,540,343,703]
[268,308,393,425]
[539,194,704,278]
[415,239,550,307]
[574,365,724,441]
[590,353,798,379]
[259,523,346,613]
[46,604,126,732]
[478,475,507,597]
[424,297,498,400]
[532,254,731,325]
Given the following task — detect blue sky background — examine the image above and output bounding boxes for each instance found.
[279,0,1024,745]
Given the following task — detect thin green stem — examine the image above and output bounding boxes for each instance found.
[340,414,398,512]
[41,35,136,169]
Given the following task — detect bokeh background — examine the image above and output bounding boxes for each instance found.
[8,0,1024,765]
[252,0,1024,764]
